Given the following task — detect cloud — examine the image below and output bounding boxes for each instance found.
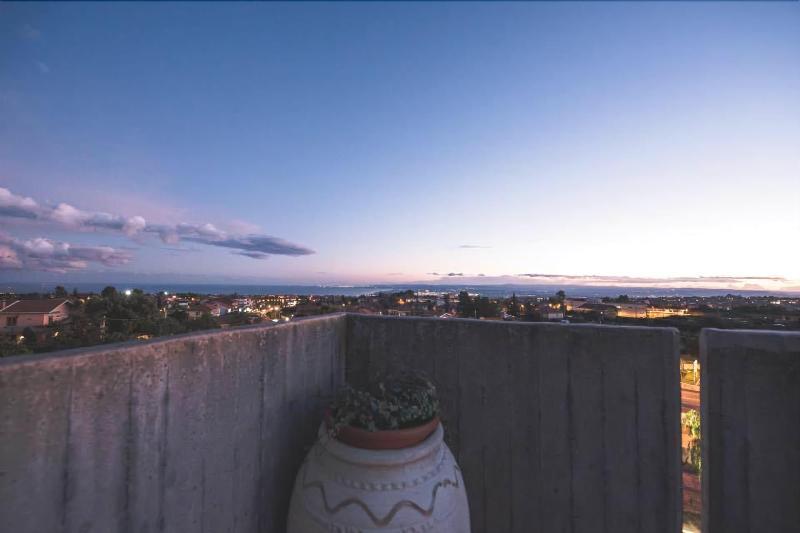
[146,221,314,257]
[0,245,23,269]
[50,202,87,225]
[458,244,491,249]
[122,215,147,236]
[0,187,315,260]
[517,273,788,284]
[233,251,270,260]
[0,188,38,219]
[0,234,132,273]
[419,272,797,291]
[47,201,151,238]
[35,61,50,74]
[186,235,313,256]
[225,219,262,234]
[177,222,227,240]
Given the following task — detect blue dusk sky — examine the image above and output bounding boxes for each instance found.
[1,2,799,291]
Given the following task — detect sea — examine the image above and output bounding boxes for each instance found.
[0,282,796,298]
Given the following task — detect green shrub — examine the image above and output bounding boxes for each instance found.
[682,409,702,474]
[329,370,439,433]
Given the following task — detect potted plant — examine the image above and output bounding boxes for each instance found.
[326,370,441,450]
[288,370,470,532]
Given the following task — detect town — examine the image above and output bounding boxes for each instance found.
[2,286,798,364]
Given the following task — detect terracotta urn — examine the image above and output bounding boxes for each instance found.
[287,420,470,532]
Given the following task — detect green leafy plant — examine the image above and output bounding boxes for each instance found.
[329,370,439,434]
[681,409,702,474]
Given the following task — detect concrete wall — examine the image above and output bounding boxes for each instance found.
[701,329,800,533]
[0,314,347,533]
[346,315,682,533]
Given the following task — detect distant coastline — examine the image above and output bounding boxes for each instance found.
[1,282,797,298]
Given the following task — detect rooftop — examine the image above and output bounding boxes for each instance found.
[0,298,70,314]
[1,314,797,533]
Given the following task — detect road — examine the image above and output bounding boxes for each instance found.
[681,383,699,412]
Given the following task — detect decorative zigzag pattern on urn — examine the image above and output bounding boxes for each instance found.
[301,462,463,527]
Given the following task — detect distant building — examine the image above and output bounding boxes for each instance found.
[0,299,71,330]
[231,297,252,312]
[613,303,648,319]
[204,300,230,317]
[537,305,565,321]
[596,302,689,319]
[574,303,618,319]
[564,298,587,311]
[187,304,212,320]
[646,307,689,318]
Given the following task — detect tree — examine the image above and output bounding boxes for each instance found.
[457,291,475,318]
[508,293,519,317]
[170,308,188,321]
[0,338,31,358]
[550,290,567,308]
[155,317,187,336]
[101,286,118,299]
[22,327,37,347]
[475,297,500,318]
[54,286,68,298]
[522,301,538,321]
[186,312,220,332]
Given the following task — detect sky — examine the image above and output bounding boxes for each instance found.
[1,2,799,291]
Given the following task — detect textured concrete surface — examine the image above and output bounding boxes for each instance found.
[1,313,688,533]
[346,315,683,533]
[0,314,347,533]
[701,329,800,533]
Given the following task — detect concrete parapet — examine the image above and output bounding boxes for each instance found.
[701,329,800,533]
[0,314,347,533]
[346,315,682,533]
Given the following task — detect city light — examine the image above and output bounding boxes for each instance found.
[124,289,132,296]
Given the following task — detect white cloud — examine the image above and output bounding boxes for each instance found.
[0,245,23,269]
[0,234,132,273]
[0,187,39,218]
[122,215,147,236]
[51,202,89,226]
[0,187,315,261]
